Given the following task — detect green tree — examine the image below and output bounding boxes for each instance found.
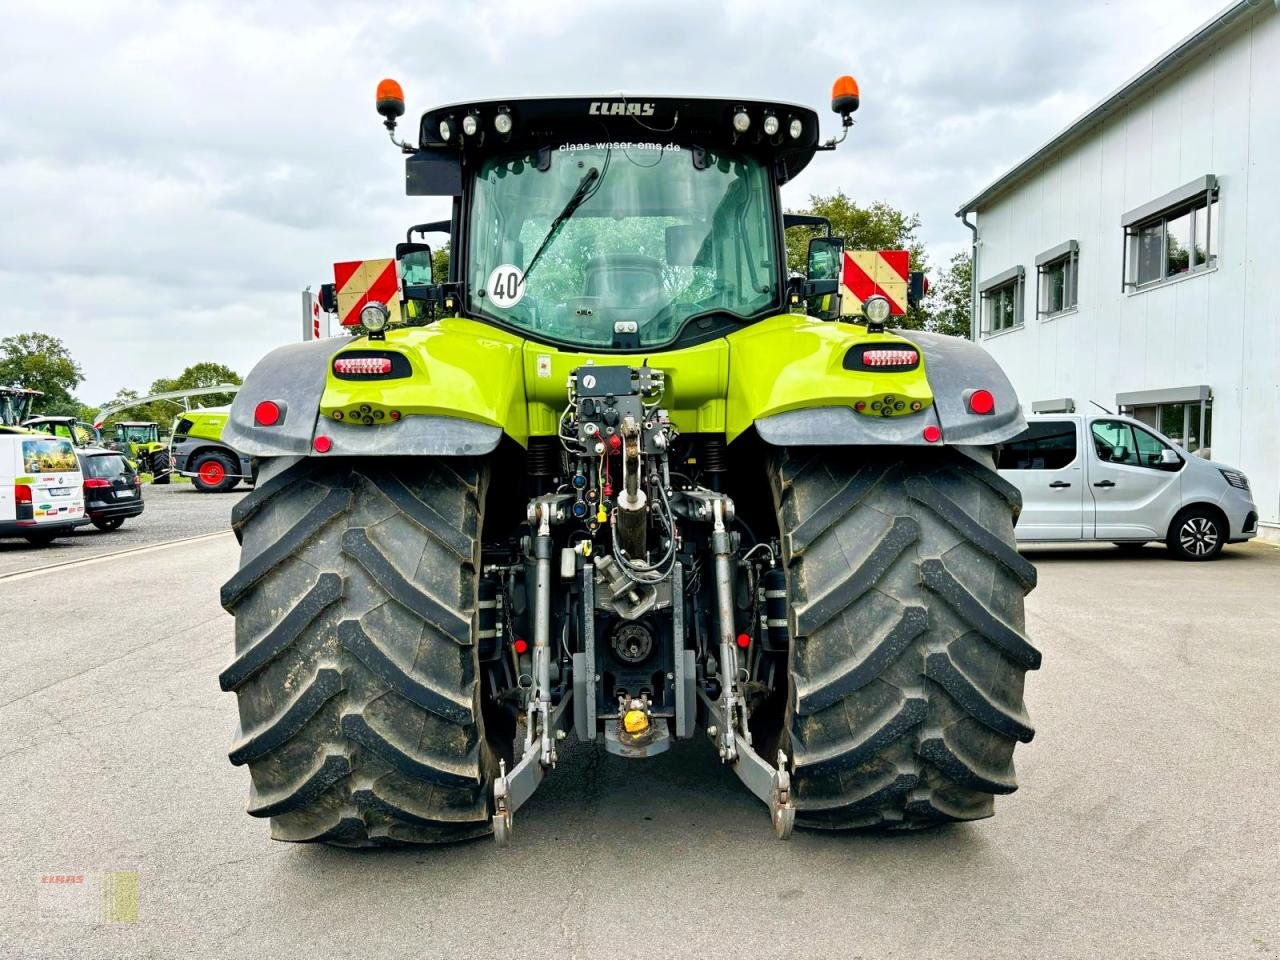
[149,361,242,409]
[432,243,451,282]
[0,332,84,415]
[923,252,973,339]
[784,192,933,330]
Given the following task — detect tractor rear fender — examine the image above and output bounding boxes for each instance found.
[749,326,1025,447]
[223,324,523,458]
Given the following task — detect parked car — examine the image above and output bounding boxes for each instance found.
[0,433,88,545]
[77,447,144,531]
[998,412,1257,560]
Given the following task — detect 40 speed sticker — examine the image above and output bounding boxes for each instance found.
[487,264,526,308]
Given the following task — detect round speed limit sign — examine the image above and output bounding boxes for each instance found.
[487,264,526,308]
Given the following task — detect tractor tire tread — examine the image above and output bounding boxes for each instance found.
[221,457,495,846]
[769,446,1039,831]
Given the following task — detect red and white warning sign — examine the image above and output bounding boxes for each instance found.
[334,258,402,328]
[840,249,910,317]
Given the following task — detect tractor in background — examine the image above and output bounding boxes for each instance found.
[0,386,42,433]
[109,421,172,484]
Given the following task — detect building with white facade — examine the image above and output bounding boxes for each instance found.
[957,0,1280,539]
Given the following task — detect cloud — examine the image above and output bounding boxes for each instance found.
[1,0,1214,403]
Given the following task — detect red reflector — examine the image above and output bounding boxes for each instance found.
[389,410,402,421]
[736,632,751,649]
[254,400,281,426]
[862,348,918,367]
[854,400,866,411]
[84,478,111,489]
[334,356,393,375]
[513,637,529,655]
[922,425,942,443]
[967,388,995,415]
[15,484,32,504]
[313,435,332,454]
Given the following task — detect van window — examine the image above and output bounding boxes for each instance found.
[20,438,78,473]
[997,421,1077,470]
[1091,419,1170,468]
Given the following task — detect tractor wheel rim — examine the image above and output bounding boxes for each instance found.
[199,462,225,484]
[1179,517,1217,555]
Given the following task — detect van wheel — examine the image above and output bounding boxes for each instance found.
[1166,508,1225,561]
[93,517,125,531]
[23,532,58,547]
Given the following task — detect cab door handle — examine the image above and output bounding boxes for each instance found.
[1049,480,1071,488]
[1093,480,1116,488]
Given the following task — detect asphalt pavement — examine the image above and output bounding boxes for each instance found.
[1,535,1277,959]
[0,482,245,578]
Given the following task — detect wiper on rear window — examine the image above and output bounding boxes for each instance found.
[522,165,602,282]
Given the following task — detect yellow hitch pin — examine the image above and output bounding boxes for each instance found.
[623,709,650,734]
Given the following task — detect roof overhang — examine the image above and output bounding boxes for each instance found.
[956,0,1273,216]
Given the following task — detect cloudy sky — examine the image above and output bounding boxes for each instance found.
[2,0,1215,404]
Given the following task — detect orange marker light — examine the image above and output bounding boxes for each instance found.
[376,78,405,120]
[831,75,860,115]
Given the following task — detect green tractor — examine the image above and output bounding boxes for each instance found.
[110,421,172,484]
[0,386,42,433]
[170,407,254,492]
[219,77,1040,847]
[23,416,103,447]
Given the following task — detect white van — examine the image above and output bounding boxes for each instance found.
[0,433,88,546]
[997,413,1257,560]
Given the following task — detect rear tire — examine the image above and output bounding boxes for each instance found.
[151,451,172,485]
[220,456,499,845]
[93,517,125,531]
[768,446,1041,831]
[1166,507,1225,561]
[192,450,240,493]
[22,532,58,547]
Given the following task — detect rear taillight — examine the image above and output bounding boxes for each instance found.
[15,484,32,504]
[84,478,111,489]
[965,388,995,415]
[334,356,393,375]
[254,400,283,426]
[861,348,919,368]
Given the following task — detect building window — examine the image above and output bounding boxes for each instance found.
[1127,400,1212,456]
[1122,175,1218,290]
[1035,240,1078,318]
[978,265,1024,335]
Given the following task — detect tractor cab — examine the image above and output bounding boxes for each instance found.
[24,416,102,447]
[374,91,853,348]
[114,421,161,448]
[0,386,42,432]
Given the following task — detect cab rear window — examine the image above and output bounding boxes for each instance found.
[998,421,1077,470]
[20,438,78,473]
[83,454,131,479]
